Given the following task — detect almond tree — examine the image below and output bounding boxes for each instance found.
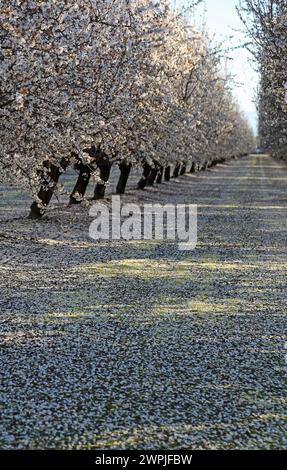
[238,0,287,160]
[0,0,255,218]
[1,0,154,214]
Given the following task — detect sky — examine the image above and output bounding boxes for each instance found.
[172,0,259,132]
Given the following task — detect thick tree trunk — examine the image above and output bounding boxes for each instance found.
[70,161,92,204]
[29,157,70,219]
[137,163,152,190]
[202,162,208,171]
[146,166,158,186]
[156,166,164,184]
[87,147,112,200]
[180,162,187,175]
[173,162,181,178]
[93,163,112,200]
[164,166,171,181]
[190,162,196,173]
[116,161,132,194]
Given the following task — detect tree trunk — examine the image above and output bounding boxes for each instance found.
[156,166,164,184]
[90,148,112,200]
[93,163,112,200]
[180,162,187,175]
[164,166,171,181]
[146,166,158,186]
[137,163,152,190]
[190,162,196,173]
[70,161,92,204]
[201,162,208,171]
[29,157,70,219]
[173,162,181,178]
[116,161,132,194]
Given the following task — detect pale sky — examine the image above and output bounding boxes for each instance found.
[172,0,259,132]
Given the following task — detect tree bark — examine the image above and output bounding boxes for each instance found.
[89,147,112,200]
[146,166,158,186]
[164,166,171,181]
[190,162,196,173]
[93,163,112,200]
[116,161,132,194]
[29,157,70,219]
[202,162,208,171]
[173,162,181,178]
[156,166,164,184]
[180,162,187,175]
[137,163,152,190]
[69,160,92,204]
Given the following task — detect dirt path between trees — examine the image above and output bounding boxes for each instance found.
[0,154,286,449]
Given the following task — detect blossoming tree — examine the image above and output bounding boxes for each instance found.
[0,0,254,218]
[238,0,287,160]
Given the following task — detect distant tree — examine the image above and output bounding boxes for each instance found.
[238,0,287,160]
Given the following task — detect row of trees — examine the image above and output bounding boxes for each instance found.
[238,0,287,160]
[0,1,254,218]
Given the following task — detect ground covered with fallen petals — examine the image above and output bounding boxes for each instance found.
[0,154,286,449]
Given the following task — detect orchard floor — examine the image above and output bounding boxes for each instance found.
[0,154,286,449]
